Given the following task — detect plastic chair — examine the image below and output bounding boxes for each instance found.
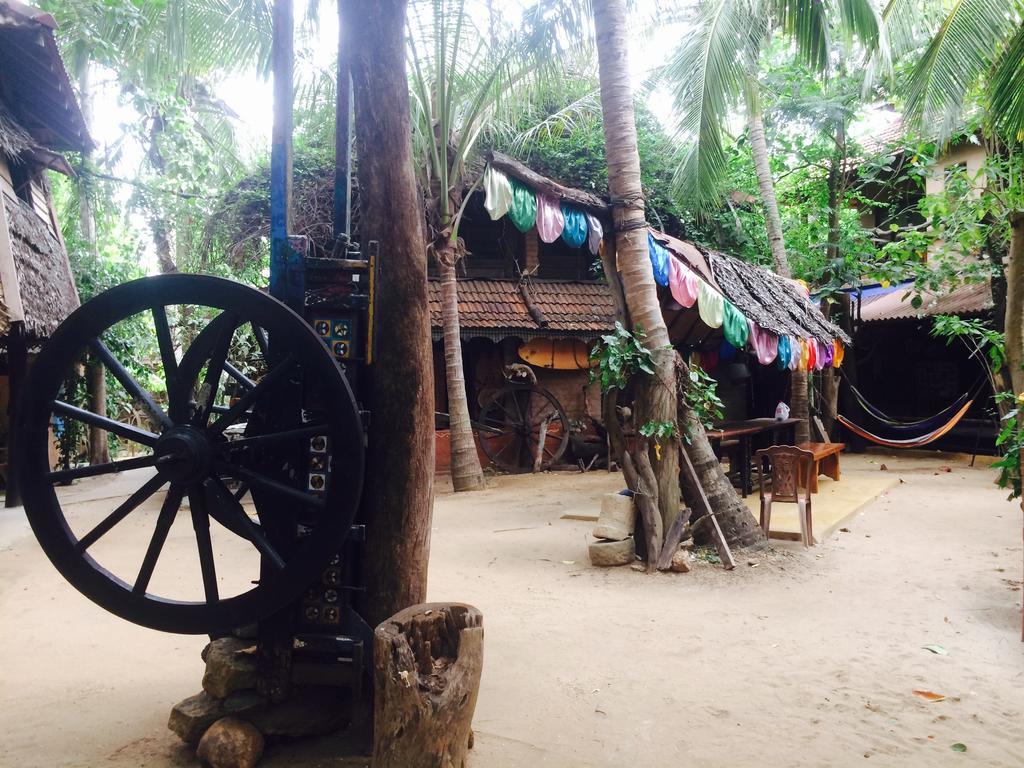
[755,445,815,547]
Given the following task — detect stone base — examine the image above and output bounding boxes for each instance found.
[592,492,635,541]
[588,537,635,566]
[169,686,354,747]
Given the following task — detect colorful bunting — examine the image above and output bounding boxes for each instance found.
[507,177,537,233]
[561,203,588,248]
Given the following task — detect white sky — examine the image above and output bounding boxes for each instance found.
[209,0,688,159]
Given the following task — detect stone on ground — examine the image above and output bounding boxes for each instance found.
[588,536,635,566]
[202,637,258,699]
[169,691,264,745]
[670,549,691,573]
[197,717,264,768]
[592,492,635,541]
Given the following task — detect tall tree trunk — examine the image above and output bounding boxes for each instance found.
[677,356,766,547]
[820,120,847,439]
[1005,212,1024,397]
[593,0,680,542]
[745,78,810,443]
[745,80,788,276]
[345,0,435,627]
[76,62,110,465]
[146,113,177,274]
[439,257,484,491]
[87,357,111,465]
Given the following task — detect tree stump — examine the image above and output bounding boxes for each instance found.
[372,603,483,768]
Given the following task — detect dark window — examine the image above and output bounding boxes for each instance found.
[8,160,35,206]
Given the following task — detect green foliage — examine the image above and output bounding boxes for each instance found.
[930,315,1006,373]
[682,365,724,440]
[589,322,655,393]
[639,420,676,440]
[992,393,1024,499]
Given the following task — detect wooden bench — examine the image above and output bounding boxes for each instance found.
[797,442,845,493]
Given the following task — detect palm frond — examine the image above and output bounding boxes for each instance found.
[906,0,1021,143]
[766,0,831,71]
[988,23,1024,143]
[658,0,760,211]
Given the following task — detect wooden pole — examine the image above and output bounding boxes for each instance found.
[333,0,354,246]
[5,321,26,507]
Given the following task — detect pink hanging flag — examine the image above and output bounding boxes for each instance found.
[668,257,699,308]
[748,319,778,365]
[535,193,565,243]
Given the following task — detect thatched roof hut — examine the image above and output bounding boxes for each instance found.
[0,0,90,345]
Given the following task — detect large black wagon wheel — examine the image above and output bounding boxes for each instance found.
[476,383,569,473]
[16,274,365,634]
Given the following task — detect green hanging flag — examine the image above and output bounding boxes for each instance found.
[507,177,537,233]
[722,300,749,349]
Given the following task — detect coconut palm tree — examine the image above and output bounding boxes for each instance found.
[406,0,590,492]
[899,0,1024,396]
[656,0,884,443]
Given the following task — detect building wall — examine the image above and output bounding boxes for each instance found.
[924,143,987,198]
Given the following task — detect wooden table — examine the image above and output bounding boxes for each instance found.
[797,441,845,493]
[707,418,802,496]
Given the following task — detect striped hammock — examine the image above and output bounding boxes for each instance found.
[836,400,974,449]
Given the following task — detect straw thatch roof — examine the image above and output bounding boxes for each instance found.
[2,195,79,341]
[0,104,34,159]
[0,1,92,154]
[706,250,851,345]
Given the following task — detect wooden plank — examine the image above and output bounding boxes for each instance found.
[678,445,736,570]
[656,507,692,571]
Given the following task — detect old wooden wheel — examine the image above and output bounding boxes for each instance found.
[15,274,364,634]
[476,383,569,473]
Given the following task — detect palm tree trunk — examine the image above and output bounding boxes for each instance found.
[1005,212,1024,397]
[344,0,435,627]
[745,77,811,443]
[745,80,788,277]
[146,113,177,274]
[593,0,680,542]
[76,62,111,465]
[677,356,766,547]
[439,258,485,491]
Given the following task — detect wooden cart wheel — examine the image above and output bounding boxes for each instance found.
[15,274,364,634]
[476,383,569,473]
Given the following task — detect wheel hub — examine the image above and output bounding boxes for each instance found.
[155,426,213,485]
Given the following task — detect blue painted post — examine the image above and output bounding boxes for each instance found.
[270,0,305,312]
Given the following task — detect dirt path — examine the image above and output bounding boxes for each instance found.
[1,454,1021,767]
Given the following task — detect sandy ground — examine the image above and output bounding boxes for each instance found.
[0,452,1021,767]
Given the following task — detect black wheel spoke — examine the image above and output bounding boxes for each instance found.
[49,454,158,483]
[133,485,185,594]
[494,437,518,461]
[152,305,178,380]
[251,324,270,360]
[208,355,297,434]
[217,461,326,510]
[91,339,172,430]
[195,314,239,426]
[223,361,255,391]
[476,421,504,436]
[232,482,250,501]
[207,478,286,570]
[53,400,159,447]
[76,474,167,552]
[188,488,220,604]
[218,423,327,453]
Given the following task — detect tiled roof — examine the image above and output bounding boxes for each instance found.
[857,279,992,323]
[427,278,615,336]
